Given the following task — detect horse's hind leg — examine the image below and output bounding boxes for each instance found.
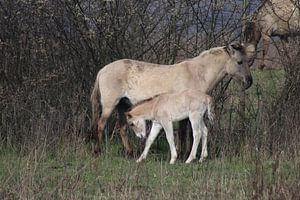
[117,100,133,156]
[94,108,113,155]
[177,119,192,160]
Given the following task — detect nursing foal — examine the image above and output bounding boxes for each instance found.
[126,89,214,164]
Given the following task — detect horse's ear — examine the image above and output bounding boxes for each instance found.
[226,42,244,56]
[125,112,132,119]
[230,42,243,51]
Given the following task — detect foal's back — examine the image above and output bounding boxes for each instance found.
[154,90,211,121]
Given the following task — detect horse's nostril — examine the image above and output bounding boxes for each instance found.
[244,76,253,89]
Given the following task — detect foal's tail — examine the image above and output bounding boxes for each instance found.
[207,97,214,124]
[91,74,102,130]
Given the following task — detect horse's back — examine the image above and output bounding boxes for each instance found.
[258,0,300,34]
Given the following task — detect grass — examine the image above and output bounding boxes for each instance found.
[1,139,300,200]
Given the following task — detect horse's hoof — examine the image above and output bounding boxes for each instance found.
[124,149,134,158]
[93,149,101,157]
[258,64,265,70]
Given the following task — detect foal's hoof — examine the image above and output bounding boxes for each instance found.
[169,160,176,164]
[185,159,192,164]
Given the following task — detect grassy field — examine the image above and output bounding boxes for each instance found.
[1,69,300,199]
[1,140,300,200]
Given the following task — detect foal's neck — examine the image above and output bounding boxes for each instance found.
[131,99,157,120]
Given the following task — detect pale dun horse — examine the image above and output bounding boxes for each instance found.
[244,0,300,69]
[125,90,214,164]
[91,42,253,155]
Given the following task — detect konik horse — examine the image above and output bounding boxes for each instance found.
[244,0,300,69]
[91,42,253,155]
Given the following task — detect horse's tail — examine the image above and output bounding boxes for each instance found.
[91,74,102,130]
[207,96,214,123]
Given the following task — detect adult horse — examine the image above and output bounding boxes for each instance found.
[244,0,300,69]
[91,42,254,155]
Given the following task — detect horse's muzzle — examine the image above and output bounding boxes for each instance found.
[244,76,253,90]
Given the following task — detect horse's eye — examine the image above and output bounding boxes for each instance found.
[237,61,243,65]
[129,123,134,127]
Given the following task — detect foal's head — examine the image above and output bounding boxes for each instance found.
[224,42,253,89]
[126,112,146,139]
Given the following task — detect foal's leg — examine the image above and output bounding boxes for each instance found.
[199,119,208,162]
[161,120,177,164]
[137,122,162,163]
[185,112,202,164]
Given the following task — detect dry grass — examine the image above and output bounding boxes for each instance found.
[0,137,300,200]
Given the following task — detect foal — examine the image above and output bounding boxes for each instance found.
[126,89,214,164]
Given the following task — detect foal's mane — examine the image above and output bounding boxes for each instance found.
[129,94,162,111]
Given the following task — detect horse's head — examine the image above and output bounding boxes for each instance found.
[125,112,146,139]
[224,42,253,90]
[244,22,261,44]
[243,21,261,66]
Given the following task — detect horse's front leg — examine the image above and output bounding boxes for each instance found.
[161,120,177,164]
[119,123,133,156]
[137,122,162,163]
[260,34,270,69]
[280,36,291,64]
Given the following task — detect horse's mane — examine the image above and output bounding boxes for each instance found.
[199,47,227,57]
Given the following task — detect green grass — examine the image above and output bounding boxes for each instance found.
[1,69,299,199]
[1,140,299,200]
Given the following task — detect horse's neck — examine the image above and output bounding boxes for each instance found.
[191,56,228,93]
[205,66,227,92]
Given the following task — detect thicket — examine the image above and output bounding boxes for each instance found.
[0,0,299,158]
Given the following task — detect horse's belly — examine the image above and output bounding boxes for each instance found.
[125,73,182,104]
[125,85,173,104]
